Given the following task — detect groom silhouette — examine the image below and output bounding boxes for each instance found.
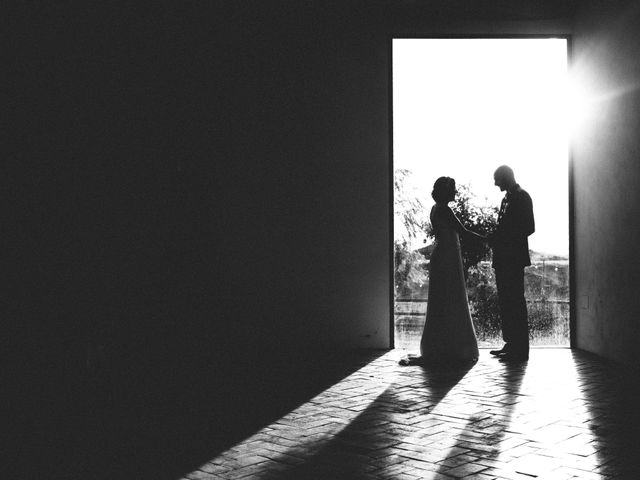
[488,165,535,361]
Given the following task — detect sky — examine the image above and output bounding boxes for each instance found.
[393,38,569,256]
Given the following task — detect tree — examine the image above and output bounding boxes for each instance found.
[394,169,429,241]
[450,183,498,274]
[393,169,429,298]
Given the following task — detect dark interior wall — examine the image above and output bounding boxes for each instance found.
[572,0,640,366]
[8,2,396,395]
[7,1,583,383]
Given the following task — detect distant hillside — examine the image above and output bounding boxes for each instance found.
[529,250,568,262]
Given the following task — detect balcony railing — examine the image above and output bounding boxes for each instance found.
[394,299,569,351]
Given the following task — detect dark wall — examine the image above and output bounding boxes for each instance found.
[572,0,640,366]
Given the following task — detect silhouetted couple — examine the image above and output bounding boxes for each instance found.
[402,165,534,366]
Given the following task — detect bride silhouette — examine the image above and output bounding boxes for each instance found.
[401,176,482,366]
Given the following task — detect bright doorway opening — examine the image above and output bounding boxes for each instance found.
[393,38,570,353]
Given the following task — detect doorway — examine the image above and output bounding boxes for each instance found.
[392,38,570,352]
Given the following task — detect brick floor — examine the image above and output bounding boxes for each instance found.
[180,349,640,479]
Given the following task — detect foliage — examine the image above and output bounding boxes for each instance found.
[450,184,499,274]
[465,263,501,340]
[394,241,428,299]
[393,169,429,297]
[528,299,559,335]
[393,169,429,242]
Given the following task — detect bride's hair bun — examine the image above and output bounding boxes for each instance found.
[432,176,456,202]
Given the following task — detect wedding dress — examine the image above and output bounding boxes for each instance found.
[420,204,479,363]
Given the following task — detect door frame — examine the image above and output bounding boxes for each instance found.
[388,34,576,349]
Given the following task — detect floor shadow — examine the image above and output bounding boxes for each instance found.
[571,349,640,478]
[433,358,527,477]
[254,361,475,479]
[19,348,387,480]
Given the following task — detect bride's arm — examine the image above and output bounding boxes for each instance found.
[445,206,486,241]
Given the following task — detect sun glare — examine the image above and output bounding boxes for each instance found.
[567,77,593,135]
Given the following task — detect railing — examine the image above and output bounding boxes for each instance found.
[394,299,570,350]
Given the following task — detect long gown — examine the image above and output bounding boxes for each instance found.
[420,204,479,363]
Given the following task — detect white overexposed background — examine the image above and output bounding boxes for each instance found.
[393,38,569,256]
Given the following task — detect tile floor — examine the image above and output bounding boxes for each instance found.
[181,349,640,479]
